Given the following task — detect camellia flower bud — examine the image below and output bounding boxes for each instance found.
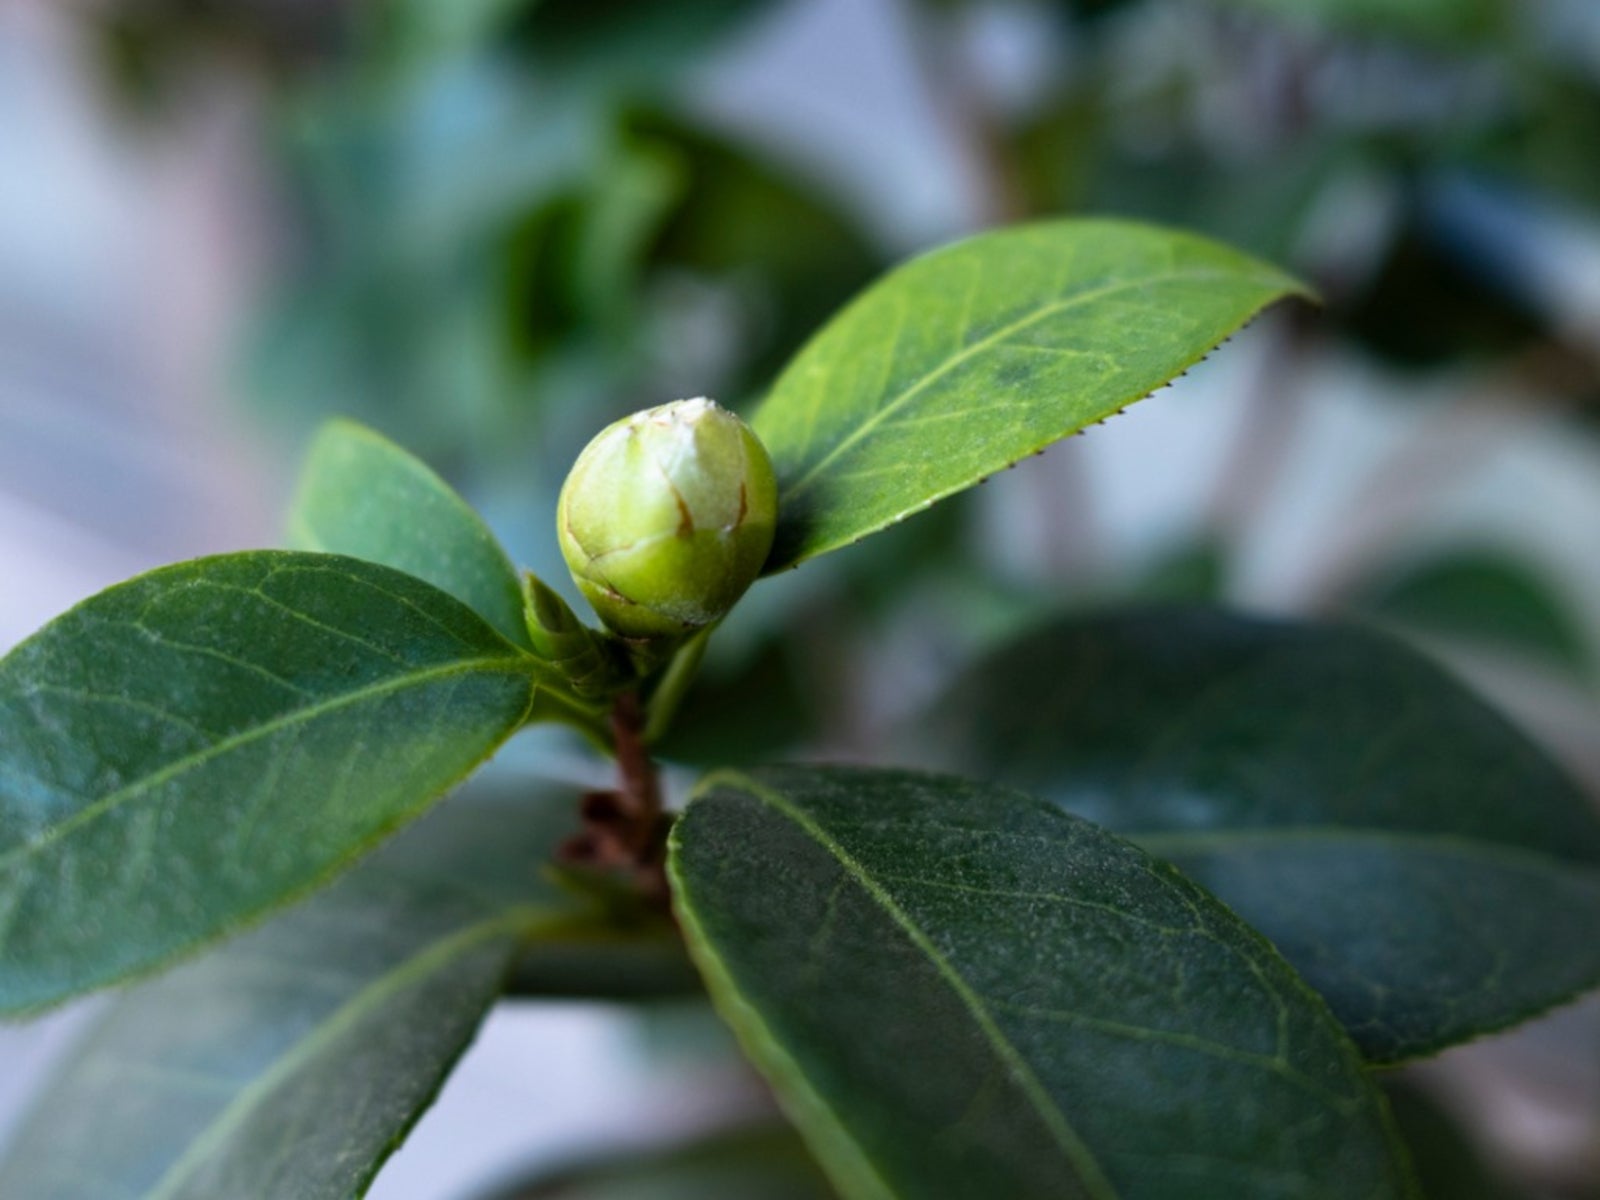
[557,397,778,640]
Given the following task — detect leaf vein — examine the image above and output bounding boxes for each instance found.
[780,268,1255,501]
[722,772,1121,1200]
[0,658,529,875]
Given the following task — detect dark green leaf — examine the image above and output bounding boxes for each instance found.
[1356,548,1593,679]
[917,607,1600,1062]
[505,0,778,84]
[1383,1082,1525,1200]
[1219,0,1509,43]
[752,220,1307,571]
[484,1124,835,1200]
[0,772,685,1200]
[287,418,534,651]
[652,635,819,768]
[0,551,537,1014]
[1134,538,1231,604]
[1339,210,1545,368]
[670,766,1415,1200]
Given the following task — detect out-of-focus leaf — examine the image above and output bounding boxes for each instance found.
[1066,132,1357,274]
[628,111,883,391]
[753,221,1307,571]
[501,145,684,363]
[484,1124,835,1200]
[367,0,529,67]
[671,765,1417,1199]
[247,53,606,459]
[918,607,1600,1063]
[1134,538,1231,603]
[1340,208,1546,367]
[1219,0,1510,43]
[1483,70,1600,212]
[0,553,538,1014]
[1357,548,1594,679]
[654,636,818,768]
[0,772,686,1200]
[504,0,780,85]
[89,0,347,112]
[1383,1082,1525,1200]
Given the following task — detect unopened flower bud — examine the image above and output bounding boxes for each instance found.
[557,398,778,640]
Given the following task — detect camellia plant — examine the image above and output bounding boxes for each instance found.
[3,220,1599,1199]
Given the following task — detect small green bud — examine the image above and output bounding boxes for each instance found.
[557,397,778,640]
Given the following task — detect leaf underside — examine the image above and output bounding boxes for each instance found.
[752,219,1308,571]
[671,765,1415,1200]
[916,606,1600,1063]
[0,552,536,1014]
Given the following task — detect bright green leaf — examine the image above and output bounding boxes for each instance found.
[916,607,1600,1063]
[0,551,537,1014]
[0,771,686,1200]
[287,418,534,651]
[670,766,1416,1200]
[752,220,1307,571]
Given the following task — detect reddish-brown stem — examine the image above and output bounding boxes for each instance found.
[610,691,662,845]
[557,691,671,907]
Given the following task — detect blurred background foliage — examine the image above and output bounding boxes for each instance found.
[7,0,1600,1195]
[86,0,1600,644]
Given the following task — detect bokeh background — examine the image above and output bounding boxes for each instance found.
[2,0,1598,1196]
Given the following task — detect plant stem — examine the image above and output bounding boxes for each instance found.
[610,690,662,839]
[555,691,672,907]
[643,626,712,745]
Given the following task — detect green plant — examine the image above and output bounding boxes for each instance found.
[2,218,1598,1199]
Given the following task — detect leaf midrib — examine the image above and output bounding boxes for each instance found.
[703,769,1120,1200]
[670,845,898,1200]
[141,905,554,1200]
[0,656,532,872]
[770,267,1282,504]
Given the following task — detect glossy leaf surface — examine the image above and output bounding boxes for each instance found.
[0,774,684,1199]
[671,766,1415,1200]
[918,607,1600,1062]
[287,418,534,651]
[0,552,536,1013]
[752,220,1306,570]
